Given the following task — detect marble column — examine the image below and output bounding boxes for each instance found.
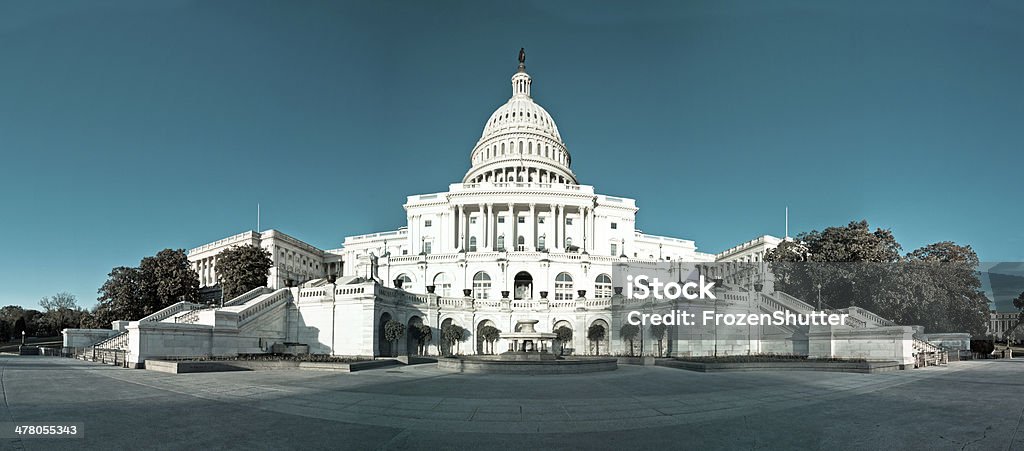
[529,203,537,251]
[508,203,516,250]
[486,203,494,250]
[458,206,467,251]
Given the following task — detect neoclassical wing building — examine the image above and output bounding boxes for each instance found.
[65,51,952,368]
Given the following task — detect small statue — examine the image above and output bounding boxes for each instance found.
[518,48,526,64]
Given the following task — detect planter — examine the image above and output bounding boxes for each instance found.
[426,285,436,294]
[501,290,510,299]
[539,291,548,299]
[463,288,473,297]
[393,278,404,289]
[577,290,587,298]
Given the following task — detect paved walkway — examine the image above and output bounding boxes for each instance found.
[2,356,1022,450]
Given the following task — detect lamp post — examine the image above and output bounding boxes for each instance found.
[816,283,822,311]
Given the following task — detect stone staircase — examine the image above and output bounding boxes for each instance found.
[92,330,129,351]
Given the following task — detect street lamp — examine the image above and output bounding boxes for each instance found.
[816,283,822,311]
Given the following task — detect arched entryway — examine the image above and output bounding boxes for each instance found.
[553,320,574,355]
[378,312,393,357]
[476,319,497,354]
[513,271,533,300]
[407,316,423,356]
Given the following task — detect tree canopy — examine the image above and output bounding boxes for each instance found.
[619,323,640,356]
[765,221,988,335]
[217,245,274,300]
[95,249,200,324]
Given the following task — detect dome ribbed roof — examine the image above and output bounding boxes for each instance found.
[462,50,577,185]
[479,97,562,143]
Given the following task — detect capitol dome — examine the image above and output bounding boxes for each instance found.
[463,50,577,185]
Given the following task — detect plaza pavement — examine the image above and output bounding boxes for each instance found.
[1,356,1022,450]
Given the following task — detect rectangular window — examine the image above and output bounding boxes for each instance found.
[610,222,617,229]
[470,217,477,224]
[498,216,505,223]
[518,216,525,224]
[566,218,573,225]
[424,220,432,227]
[423,242,432,254]
[610,244,618,256]
[538,217,546,224]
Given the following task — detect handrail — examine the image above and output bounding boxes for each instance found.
[849,306,897,327]
[224,287,273,306]
[237,289,291,323]
[772,291,816,314]
[92,331,129,350]
[139,301,205,323]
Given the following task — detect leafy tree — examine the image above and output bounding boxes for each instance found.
[0,306,25,341]
[587,324,606,355]
[620,323,640,356]
[0,320,10,343]
[23,310,44,337]
[13,317,26,341]
[39,292,78,333]
[766,221,987,335]
[650,323,668,357]
[217,245,273,300]
[479,325,501,354]
[93,249,201,323]
[96,266,148,321]
[383,319,405,357]
[441,324,466,355]
[139,249,199,310]
[554,326,573,355]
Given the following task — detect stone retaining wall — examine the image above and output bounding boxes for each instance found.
[144,359,396,374]
[437,357,617,374]
[657,359,903,373]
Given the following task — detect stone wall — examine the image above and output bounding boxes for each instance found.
[808,324,915,365]
[63,328,119,348]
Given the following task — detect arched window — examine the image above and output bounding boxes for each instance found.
[396,273,413,289]
[433,273,452,297]
[469,236,478,252]
[595,274,612,298]
[473,272,491,300]
[496,235,505,252]
[537,235,546,251]
[519,141,523,153]
[517,236,526,252]
[528,142,533,154]
[501,142,505,154]
[555,272,574,301]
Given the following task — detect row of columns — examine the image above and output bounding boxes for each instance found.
[450,203,595,253]
[195,257,216,287]
[469,166,570,184]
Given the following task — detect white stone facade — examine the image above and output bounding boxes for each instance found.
[64,51,955,368]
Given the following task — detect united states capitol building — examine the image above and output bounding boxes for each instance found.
[64,51,966,368]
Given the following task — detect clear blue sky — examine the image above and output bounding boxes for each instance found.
[2,1,1022,310]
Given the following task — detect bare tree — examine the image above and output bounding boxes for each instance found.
[39,292,78,334]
